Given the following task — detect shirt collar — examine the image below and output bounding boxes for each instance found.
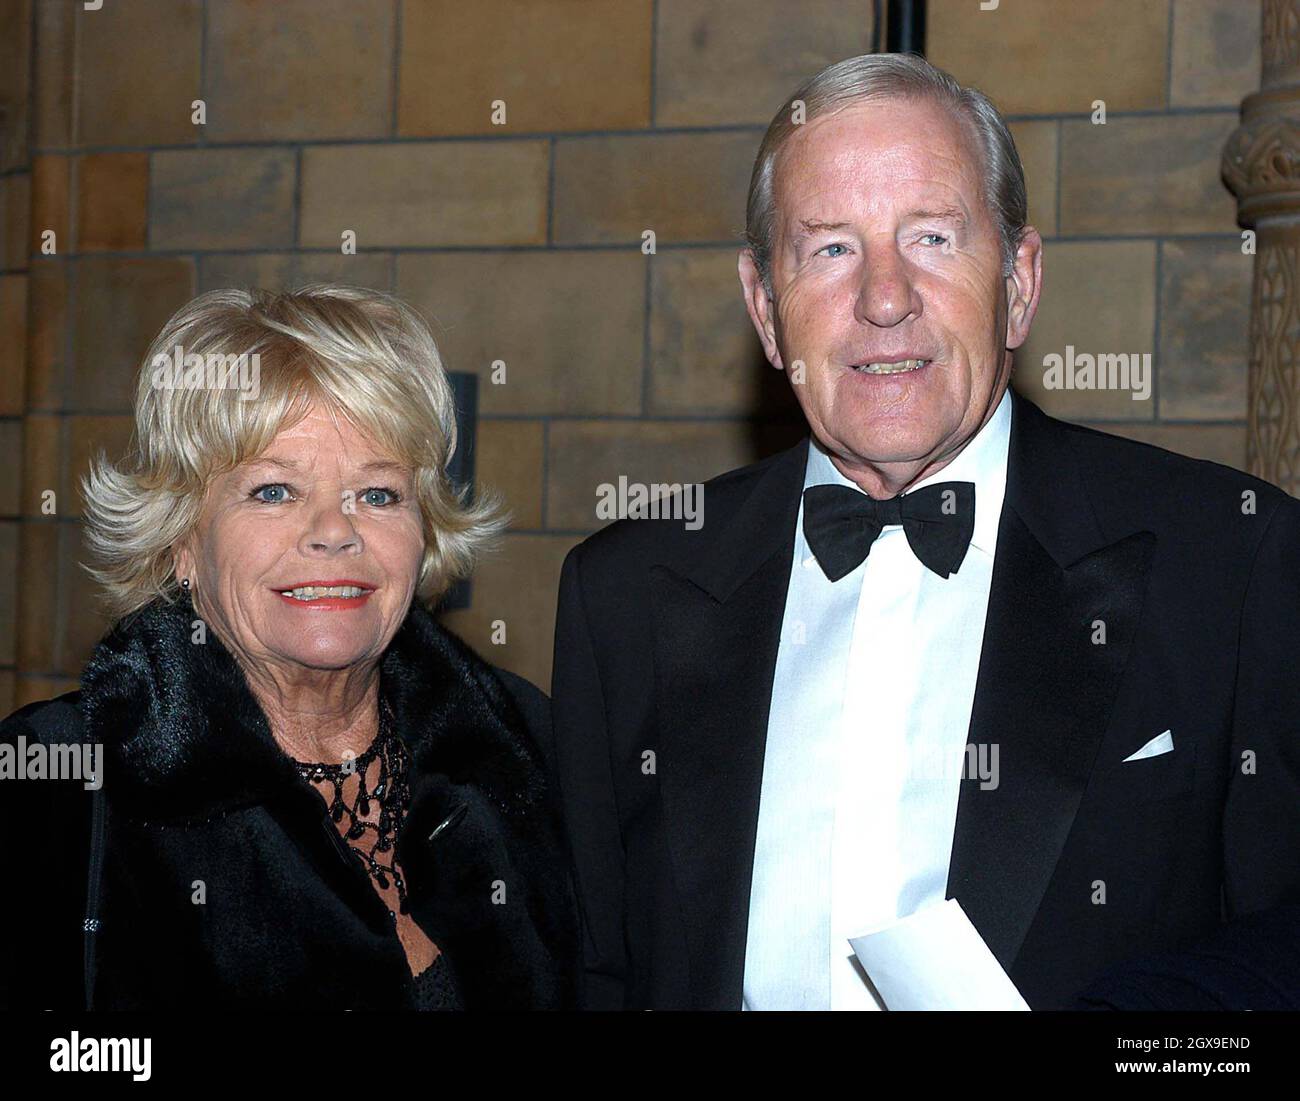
[801,386,1012,558]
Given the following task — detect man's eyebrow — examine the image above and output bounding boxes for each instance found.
[795,219,851,236]
[908,205,968,223]
[792,209,967,236]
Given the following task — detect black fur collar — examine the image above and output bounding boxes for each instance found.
[79,592,547,826]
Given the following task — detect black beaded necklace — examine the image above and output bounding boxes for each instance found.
[294,697,413,922]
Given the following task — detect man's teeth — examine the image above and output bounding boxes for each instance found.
[854,359,929,374]
[280,586,369,601]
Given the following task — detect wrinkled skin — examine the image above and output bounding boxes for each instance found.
[739,96,1043,498]
[172,401,424,756]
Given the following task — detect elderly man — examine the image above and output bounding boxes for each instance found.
[552,53,1300,1010]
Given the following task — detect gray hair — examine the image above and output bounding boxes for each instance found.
[745,53,1028,294]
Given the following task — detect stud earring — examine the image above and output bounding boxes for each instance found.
[181,577,191,590]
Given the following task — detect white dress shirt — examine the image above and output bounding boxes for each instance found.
[741,388,1012,1010]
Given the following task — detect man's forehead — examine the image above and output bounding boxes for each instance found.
[780,99,979,179]
[800,95,973,150]
[780,182,976,229]
[774,102,983,222]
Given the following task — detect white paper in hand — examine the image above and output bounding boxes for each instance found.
[848,898,1030,1010]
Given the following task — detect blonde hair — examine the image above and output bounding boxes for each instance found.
[81,283,504,620]
[745,53,1028,293]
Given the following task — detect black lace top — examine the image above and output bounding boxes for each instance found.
[294,700,465,1011]
[410,951,463,1010]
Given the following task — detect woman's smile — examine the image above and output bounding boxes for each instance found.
[274,580,378,609]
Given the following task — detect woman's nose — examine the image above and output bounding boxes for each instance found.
[300,495,363,554]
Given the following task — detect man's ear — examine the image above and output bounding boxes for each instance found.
[1005,226,1043,351]
[738,249,785,371]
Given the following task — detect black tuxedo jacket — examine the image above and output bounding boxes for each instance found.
[551,391,1300,1010]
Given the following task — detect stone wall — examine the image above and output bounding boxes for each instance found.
[0,0,1261,709]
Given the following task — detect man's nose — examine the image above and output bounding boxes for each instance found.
[854,241,921,328]
[299,494,363,555]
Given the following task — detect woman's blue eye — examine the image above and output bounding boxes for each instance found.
[252,483,291,503]
[362,487,401,507]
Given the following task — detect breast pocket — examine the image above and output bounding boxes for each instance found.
[1093,741,1198,804]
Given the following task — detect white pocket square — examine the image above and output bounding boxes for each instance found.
[1123,729,1173,762]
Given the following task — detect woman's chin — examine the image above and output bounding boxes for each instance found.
[270,631,379,673]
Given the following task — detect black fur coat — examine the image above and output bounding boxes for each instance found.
[0,593,578,1010]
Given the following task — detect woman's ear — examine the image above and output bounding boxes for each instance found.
[171,538,194,587]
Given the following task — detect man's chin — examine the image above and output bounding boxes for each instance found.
[820,425,950,470]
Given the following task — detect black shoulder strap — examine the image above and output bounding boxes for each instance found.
[82,785,107,1010]
[20,694,108,1010]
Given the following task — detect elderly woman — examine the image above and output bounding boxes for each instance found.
[0,285,576,1010]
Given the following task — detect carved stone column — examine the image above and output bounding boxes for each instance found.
[1224,0,1300,494]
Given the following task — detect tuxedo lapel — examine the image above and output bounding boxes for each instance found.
[649,442,806,1009]
[643,395,1156,1005]
[947,393,1157,971]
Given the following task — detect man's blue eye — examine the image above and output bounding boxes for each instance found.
[921,233,949,247]
[252,483,290,503]
[820,243,848,258]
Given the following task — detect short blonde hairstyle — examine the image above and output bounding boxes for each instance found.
[81,283,505,621]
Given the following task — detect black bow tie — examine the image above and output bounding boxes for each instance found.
[802,481,976,581]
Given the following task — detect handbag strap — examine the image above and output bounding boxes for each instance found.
[19,693,107,1009]
[83,784,107,1010]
